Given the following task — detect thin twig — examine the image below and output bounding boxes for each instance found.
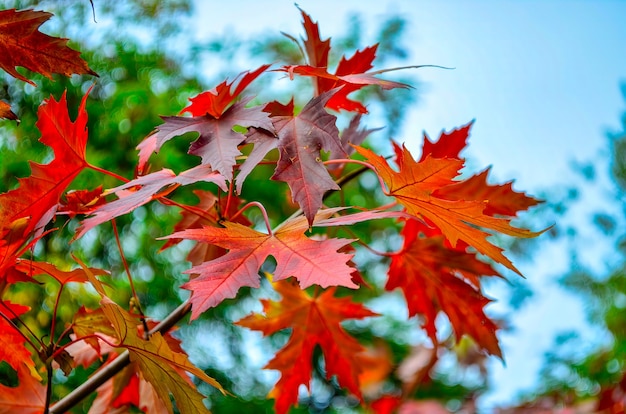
[112,219,149,338]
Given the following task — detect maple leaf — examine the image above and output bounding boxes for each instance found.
[68,317,189,414]
[80,352,170,414]
[0,90,91,276]
[297,6,330,69]
[76,165,227,240]
[0,100,17,121]
[0,301,34,371]
[136,66,272,175]
[420,121,473,161]
[182,65,270,118]
[418,120,541,216]
[98,297,221,414]
[69,307,118,359]
[354,142,541,274]
[0,9,96,85]
[162,212,358,320]
[58,187,105,218]
[436,168,541,217]
[270,92,347,224]
[74,256,225,414]
[236,279,378,414]
[65,339,169,414]
[0,362,45,414]
[283,9,409,113]
[139,98,274,182]
[14,259,108,285]
[387,219,503,356]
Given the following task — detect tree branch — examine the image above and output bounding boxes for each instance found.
[48,300,192,414]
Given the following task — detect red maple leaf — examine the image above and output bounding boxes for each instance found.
[14,259,108,285]
[182,65,270,118]
[162,213,358,320]
[297,6,330,69]
[0,301,34,371]
[136,66,272,176]
[236,279,378,414]
[420,121,473,161]
[76,165,227,240]
[280,9,410,113]
[0,362,45,414]
[0,89,91,278]
[0,9,96,85]
[387,219,503,356]
[58,186,105,218]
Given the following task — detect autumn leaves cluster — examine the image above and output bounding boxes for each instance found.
[0,6,540,414]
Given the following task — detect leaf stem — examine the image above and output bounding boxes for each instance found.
[223,179,236,219]
[49,284,64,348]
[88,164,129,183]
[339,226,401,257]
[159,197,216,222]
[231,201,273,235]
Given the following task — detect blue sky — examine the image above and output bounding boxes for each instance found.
[194,0,626,410]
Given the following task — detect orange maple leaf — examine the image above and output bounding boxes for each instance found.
[236,279,378,414]
[0,9,96,85]
[354,142,541,274]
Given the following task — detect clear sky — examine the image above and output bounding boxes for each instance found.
[193,0,626,410]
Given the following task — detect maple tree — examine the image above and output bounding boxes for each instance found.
[0,3,546,414]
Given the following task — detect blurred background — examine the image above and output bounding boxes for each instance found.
[2,0,626,412]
